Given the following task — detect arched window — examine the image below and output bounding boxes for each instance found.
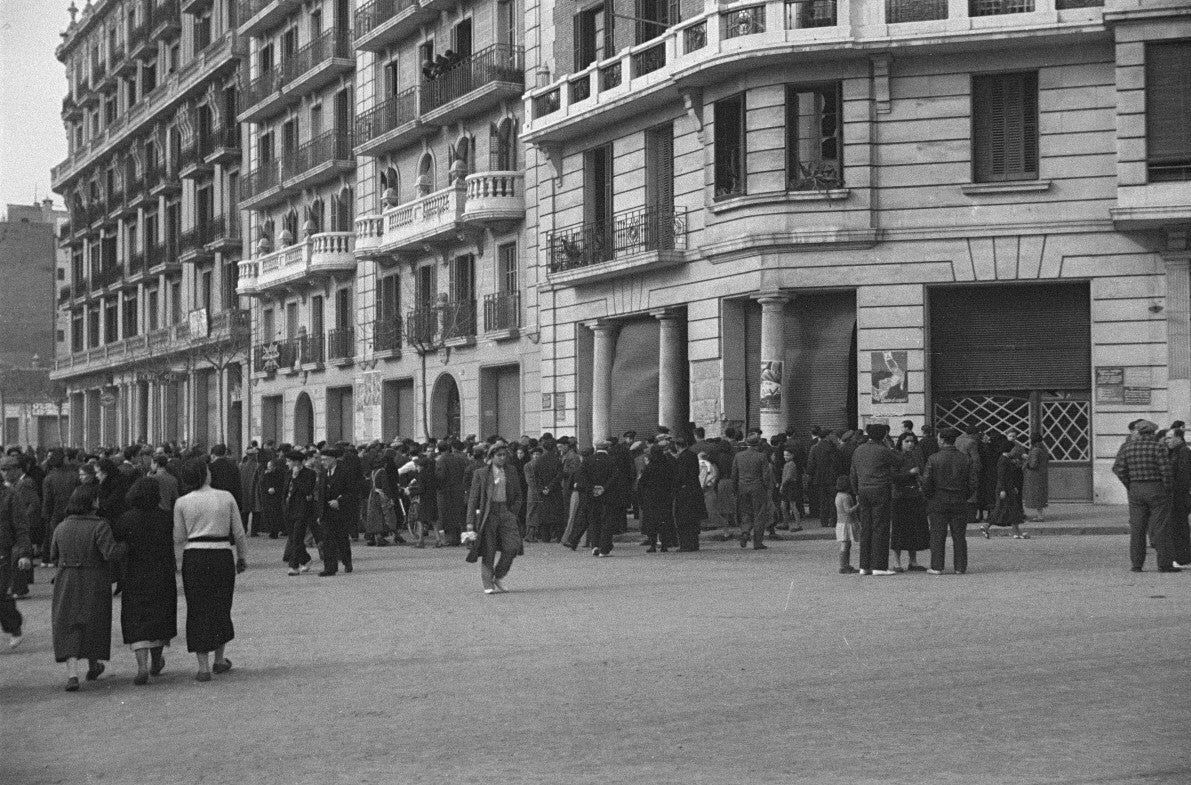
[380,165,399,207]
[417,152,434,195]
[306,198,325,234]
[449,136,474,183]
[282,209,298,243]
[490,118,516,170]
[337,185,353,229]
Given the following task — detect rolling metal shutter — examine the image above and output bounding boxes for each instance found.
[929,282,1090,391]
[495,365,521,439]
[609,318,660,439]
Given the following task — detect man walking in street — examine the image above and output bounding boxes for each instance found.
[850,423,899,575]
[2,456,41,599]
[921,427,979,575]
[318,448,353,575]
[283,450,317,575]
[731,433,773,550]
[1112,420,1178,572]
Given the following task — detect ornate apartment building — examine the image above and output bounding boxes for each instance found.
[239,0,534,444]
[522,0,1191,503]
[51,0,248,452]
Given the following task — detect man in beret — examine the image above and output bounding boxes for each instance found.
[1113,419,1178,572]
[849,423,900,575]
[317,448,353,576]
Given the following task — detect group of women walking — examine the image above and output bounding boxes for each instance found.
[49,457,247,691]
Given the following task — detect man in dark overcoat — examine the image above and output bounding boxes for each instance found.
[283,451,316,574]
[318,448,353,575]
[466,444,523,593]
[435,440,469,546]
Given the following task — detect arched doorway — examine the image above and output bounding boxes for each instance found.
[294,392,314,445]
[430,373,461,438]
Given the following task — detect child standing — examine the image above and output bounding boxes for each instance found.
[835,476,859,574]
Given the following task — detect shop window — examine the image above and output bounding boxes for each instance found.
[971,71,1038,182]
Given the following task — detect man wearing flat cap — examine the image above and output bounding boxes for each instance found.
[1113,419,1178,572]
[731,433,773,550]
[317,448,353,576]
[466,444,523,593]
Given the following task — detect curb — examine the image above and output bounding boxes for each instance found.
[609,523,1131,544]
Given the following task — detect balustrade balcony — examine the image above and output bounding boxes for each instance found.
[237,231,355,296]
[405,307,440,350]
[526,0,1098,145]
[353,0,434,52]
[93,265,123,290]
[205,124,242,165]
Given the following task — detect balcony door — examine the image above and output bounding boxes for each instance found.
[453,19,472,58]
[311,294,325,339]
[285,302,299,340]
[644,122,674,251]
[584,144,613,260]
[416,264,437,308]
[335,287,352,331]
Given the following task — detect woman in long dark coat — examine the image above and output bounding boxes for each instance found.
[413,454,441,547]
[113,477,177,685]
[976,431,1001,522]
[365,450,397,546]
[673,438,708,552]
[890,433,930,571]
[638,444,676,552]
[51,484,127,692]
[984,443,1029,539]
[258,452,287,539]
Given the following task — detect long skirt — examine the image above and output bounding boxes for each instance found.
[365,491,396,535]
[182,549,236,654]
[890,495,931,552]
[988,489,1025,528]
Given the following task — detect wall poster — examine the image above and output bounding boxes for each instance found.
[871,350,908,405]
[759,361,783,411]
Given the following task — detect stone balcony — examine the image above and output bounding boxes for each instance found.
[237,231,356,297]
[363,172,525,256]
[524,0,1105,145]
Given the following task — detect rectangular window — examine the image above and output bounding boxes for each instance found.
[453,18,473,58]
[972,71,1039,183]
[123,293,138,337]
[258,131,274,164]
[714,93,746,198]
[285,301,299,339]
[379,275,400,321]
[416,265,436,307]
[786,83,843,191]
[335,287,353,330]
[104,299,119,342]
[1145,41,1191,182]
[450,255,475,303]
[311,294,325,336]
[498,243,518,293]
[583,144,613,230]
[635,0,670,45]
[147,289,159,331]
[201,269,213,313]
[262,307,275,340]
[169,280,181,324]
[194,11,212,51]
[88,307,100,348]
[574,4,613,71]
[72,311,84,352]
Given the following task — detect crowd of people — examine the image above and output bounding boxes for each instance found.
[1,414,1186,690]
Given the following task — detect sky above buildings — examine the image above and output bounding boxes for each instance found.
[0,2,72,210]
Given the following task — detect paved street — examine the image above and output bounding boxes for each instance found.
[3,524,1189,785]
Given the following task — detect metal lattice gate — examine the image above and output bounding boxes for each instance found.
[933,395,1032,443]
[1041,398,1091,462]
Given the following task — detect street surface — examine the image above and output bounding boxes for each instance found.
[2,520,1189,784]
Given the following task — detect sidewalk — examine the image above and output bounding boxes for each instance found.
[610,502,1130,543]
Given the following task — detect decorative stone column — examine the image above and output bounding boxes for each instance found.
[755,292,789,437]
[589,320,618,444]
[654,309,686,435]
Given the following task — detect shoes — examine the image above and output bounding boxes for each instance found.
[268,533,279,539]
[645,546,657,553]
[981,526,991,539]
[365,539,376,547]
[484,588,497,594]
[85,662,105,681]
[195,671,212,682]
[375,540,389,547]
[65,676,79,692]
[493,579,507,593]
[318,570,337,577]
[753,545,768,550]
[739,537,748,549]
[1158,566,1182,573]
[299,563,311,573]
[9,591,28,600]
[39,562,51,568]
[1013,534,1030,540]
[287,568,300,576]
[1175,562,1191,569]
[592,548,601,557]
[344,565,353,573]
[907,565,927,572]
[8,634,22,649]
[927,569,945,576]
[789,526,804,532]
[1130,566,1143,573]
[871,570,896,576]
[212,659,232,674]
[134,670,149,686]
[150,650,165,676]
[839,565,858,574]
[859,569,872,575]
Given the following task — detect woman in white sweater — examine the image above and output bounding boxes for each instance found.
[173,459,248,682]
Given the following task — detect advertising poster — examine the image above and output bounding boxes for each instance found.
[759,361,783,411]
[871,350,908,405]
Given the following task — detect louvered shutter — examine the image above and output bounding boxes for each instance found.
[1146,42,1191,173]
[574,14,584,72]
[604,1,616,57]
[973,72,1038,182]
[929,283,1090,392]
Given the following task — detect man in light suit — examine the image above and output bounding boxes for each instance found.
[466,445,523,594]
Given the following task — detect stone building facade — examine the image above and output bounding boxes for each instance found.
[51,0,249,452]
[522,0,1191,503]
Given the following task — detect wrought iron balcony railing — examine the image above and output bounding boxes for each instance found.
[299,333,324,365]
[419,44,524,114]
[546,206,688,273]
[441,299,476,341]
[353,0,419,39]
[354,86,417,145]
[281,27,351,86]
[405,307,440,349]
[373,316,402,353]
[326,327,355,361]
[483,291,521,332]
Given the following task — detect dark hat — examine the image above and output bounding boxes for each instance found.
[319,447,343,458]
[745,433,761,446]
[285,449,305,462]
[486,443,509,458]
[865,423,890,440]
[1134,419,1159,435]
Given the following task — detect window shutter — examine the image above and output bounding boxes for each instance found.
[574,14,583,72]
[1146,43,1191,166]
[973,72,1037,182]
[604,2,616,57]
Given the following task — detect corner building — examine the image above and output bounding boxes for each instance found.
[240,0,537,444]
[523,0,1191,503]
[52,0,249,452]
